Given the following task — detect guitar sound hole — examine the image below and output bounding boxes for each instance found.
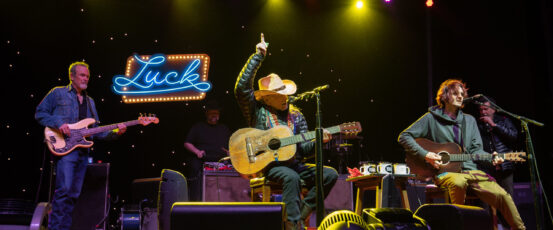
[439,152,450,164]
[268,139,281,150]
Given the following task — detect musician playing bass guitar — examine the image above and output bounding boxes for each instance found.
[234,33,338,230]
[35,61,126,230]
[398,79,525,229]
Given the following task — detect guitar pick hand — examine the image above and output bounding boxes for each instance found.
[492,151,504,166]
[425,151,442,169]
[59,123,71,136]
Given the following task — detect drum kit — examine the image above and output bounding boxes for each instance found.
[324,133,363,174]
[325,134,411,176]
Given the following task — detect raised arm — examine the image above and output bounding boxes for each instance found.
[234,33,267,126]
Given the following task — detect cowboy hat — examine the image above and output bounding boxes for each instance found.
[254,73,297,101]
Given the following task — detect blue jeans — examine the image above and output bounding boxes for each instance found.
[49,151,88,230]
[265,163,338,222]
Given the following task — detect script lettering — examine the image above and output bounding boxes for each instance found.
[112,54,211,95]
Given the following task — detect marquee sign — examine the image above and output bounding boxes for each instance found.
[112,53,212,103]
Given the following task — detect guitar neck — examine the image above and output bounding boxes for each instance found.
[279,125,342,147]
[81,120,140,136]
[449,153,508,162]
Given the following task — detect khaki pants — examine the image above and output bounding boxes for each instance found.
[436,170,525,230]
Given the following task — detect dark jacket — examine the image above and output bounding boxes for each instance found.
[234,53,314,161]
[477,115,518,171]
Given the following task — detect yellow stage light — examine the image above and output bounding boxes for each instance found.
[356,1,364,9]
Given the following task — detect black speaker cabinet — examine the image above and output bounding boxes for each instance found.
[414,203,492,230]
[71,163,109,230]
[171,202,285,230]
[326,174,354,211]
[203,171,354,212]
[203,170,250,202]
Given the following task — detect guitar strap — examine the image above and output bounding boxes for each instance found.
[461,114,467,152]
[86,95,99,124]
[264,107,295,133]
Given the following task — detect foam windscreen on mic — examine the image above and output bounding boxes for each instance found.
[463,94,483,102]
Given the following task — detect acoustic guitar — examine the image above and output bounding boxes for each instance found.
[44,114,159,156]
[229,122,362,178]
[405,138,526,179]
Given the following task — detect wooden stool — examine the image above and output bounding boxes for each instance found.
[346,174,413,215]
[250,177,308,202]
[425,184,498,230]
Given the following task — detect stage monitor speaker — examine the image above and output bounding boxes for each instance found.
[414,203,492,230]
[71,163,109,230]
[170,202,284,230]
[363,208,427,229]
[158,169,187,230]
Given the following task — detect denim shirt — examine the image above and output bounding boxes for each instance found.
[35,84,115,143]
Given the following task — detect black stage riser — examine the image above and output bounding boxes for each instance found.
[171,202,284,230]
[414,204,493,230]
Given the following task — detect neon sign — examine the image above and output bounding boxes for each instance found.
[112,53,211,103]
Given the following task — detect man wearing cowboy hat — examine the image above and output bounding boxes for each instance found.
[234,33,338,230]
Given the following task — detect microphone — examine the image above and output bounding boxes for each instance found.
[289,84,330,103]
[312,84,330,93]
[484,122,492,132]
[463,94,483,102]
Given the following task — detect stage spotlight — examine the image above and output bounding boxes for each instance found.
[356,1,364,9]
[384,0,391,3]
[426,0,433,7]
[319,210,368,230]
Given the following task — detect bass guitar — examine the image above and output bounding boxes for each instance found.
[44,114,159,156]
[229,122,362,178]
[405,138,526,179]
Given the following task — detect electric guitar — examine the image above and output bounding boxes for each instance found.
[405,138,526,179]
[44,114,159,156]
[229,122,362,178]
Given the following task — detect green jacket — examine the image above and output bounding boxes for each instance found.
[234,53,314,161]
[398,106,488,171]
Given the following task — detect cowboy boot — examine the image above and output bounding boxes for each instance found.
[285,221,304,230]
[300,203,313,222]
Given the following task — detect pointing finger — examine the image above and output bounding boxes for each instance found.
[260,33,265,43]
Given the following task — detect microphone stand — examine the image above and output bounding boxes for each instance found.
[474,96,547,229]
[314,92,325,227]
[291,85,328,227]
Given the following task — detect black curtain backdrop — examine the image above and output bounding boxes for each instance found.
[1,0,551,226]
